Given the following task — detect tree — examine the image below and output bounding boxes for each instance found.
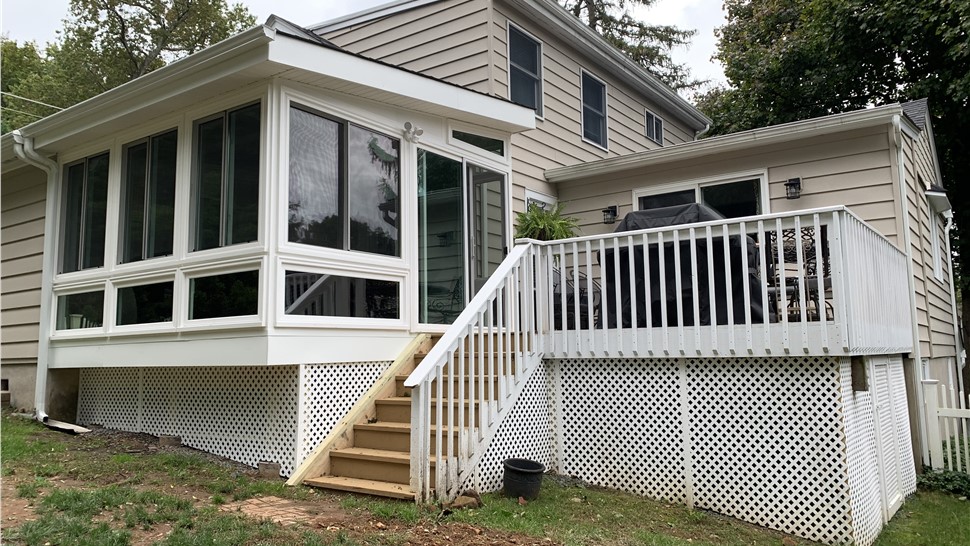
[696,0,970,347]
[560,0,701,90]
[2,0,255,133]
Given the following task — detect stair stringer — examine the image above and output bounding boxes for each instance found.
[435,349,545,501]
[287,333,433,486]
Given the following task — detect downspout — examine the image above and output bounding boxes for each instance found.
[11,130,58,423]
[693,123,711,141]
[892,115,927,464]
[942,210,966,396]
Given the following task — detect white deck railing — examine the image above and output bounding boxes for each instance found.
[406,206,912,502]
[405,243,543,502]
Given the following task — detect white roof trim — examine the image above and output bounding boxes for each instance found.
[267,38,534,133]
[546,104,916,183]
[311,0,710,132]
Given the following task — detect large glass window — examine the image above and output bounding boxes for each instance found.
[581,72,607,148]
[61,153,109,273]
[192,102,260,251]
[189,270,259,320]
[508,24,542,114]
[645,110,663,145]
[636,178,762,219]
[56,290,104,330]
[121,130,177,263]
[117,281,174,325]
[288,105,400,257]
[284,271,399,319]
[418,149,465,324]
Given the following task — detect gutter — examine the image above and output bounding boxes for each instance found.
[11,130,58,423]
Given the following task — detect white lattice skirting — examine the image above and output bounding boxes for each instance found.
[477,355,915,546]
[77,362,389,476]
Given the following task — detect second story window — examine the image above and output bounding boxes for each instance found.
[581,71,607,149]
[645,110,664,145]
[120,129,177,263]
[192,102,261,252]
[61,152,109,273]
[508,24,542,115]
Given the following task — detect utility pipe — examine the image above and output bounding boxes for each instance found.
[11,130,58,423]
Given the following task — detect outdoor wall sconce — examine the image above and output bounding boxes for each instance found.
[785,177,802,199]
[602,206,618,224]
[403,121,424,143]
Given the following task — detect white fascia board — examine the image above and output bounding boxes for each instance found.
[546,104,906,183]
[502,0,710,132]
[267,37,535,133]
[8,25,276,151]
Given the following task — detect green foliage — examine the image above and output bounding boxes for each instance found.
[559,0,701,91]
[696,0,969,299]
[514,203,579,241]
[917,469,970,497]
[1,0,255,133]
[874,490,970,546]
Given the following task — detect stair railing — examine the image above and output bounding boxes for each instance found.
[406,242,543,501]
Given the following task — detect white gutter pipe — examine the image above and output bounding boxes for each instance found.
[942,210,966,397]
[11,130,58,423]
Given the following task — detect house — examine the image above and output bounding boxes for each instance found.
[0,1,960,545]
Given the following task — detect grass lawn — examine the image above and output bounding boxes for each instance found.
[2,412,967,545]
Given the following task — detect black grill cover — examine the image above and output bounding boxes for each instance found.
[601,203,772,327]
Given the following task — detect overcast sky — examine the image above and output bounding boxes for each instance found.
[0,0,727,94]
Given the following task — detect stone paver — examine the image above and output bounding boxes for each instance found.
[219,496,313,526]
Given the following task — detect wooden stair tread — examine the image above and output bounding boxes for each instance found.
[304,476,413,500]
[378,397,478,406]
[355,421,467,433]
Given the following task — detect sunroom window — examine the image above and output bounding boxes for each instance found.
[288,105,400,257]
[192,102,260,251]
[117,281,174,325]
[61,152,109,273]
[120,129,177,263]
[284,270,399,319]
[56,290,104,330]
[188,270,259,320]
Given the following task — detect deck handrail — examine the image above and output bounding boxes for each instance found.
[407,242,542,501]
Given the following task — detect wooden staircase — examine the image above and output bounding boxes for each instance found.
[296,334,512,500]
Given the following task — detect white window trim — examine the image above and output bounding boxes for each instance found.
[179,257,266,331]
[506,21,544,119]
[524,189,556,211]
[50,282,109,339]
[645,109,663,146]
[632,169,770,216]
[110,272,178,334]
[276,260,408,330]
[579,69,609,151]
[447,120,511,166]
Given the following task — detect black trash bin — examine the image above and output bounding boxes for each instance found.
[503,458,545,500]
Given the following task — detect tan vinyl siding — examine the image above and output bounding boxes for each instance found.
[906,129,956,358]
[558,125,899,240]
[322,0,492,94]
[1,166,46,365]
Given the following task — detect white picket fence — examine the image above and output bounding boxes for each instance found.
[922,379,970,473]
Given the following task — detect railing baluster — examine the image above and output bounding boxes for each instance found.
[740,222,753,354]
[459,329,468,461]
[689,227,701,354]
[776,218,789,353]
[812,214,828,352]
[658,231,668,354]
[757,220,769,352]
[559,243,567,356]
[628,235,639,356]
[585,240,595,356]
[572,242,582,354]
[599,238,609,356]
[673,230,685,354]
[723,224,735,354]
[705,225,717,355]
[642,232,653,355]
[612,236,624,355]
[435,363,443,493]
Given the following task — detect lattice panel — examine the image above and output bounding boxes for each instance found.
[298,362,390,464]
[466,360,555,493]
[889,356,917,497]
[558,358,686,503]
[78,368,143,431]
[839,357,883,546]
[78,366,300,476]
[687,356,851,544]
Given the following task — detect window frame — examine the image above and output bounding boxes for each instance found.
[59,151,110,274]
[112,273,177,332]
[179,258,266,331]
[506,22,543,117]
[447,121,511,164]
[119,127,179,265]
[645,109,664,146]
[189,101,262,253]
[51,284,107,336]
[632,170,770,218]
[285,101,403,258]
[580,69,608,150]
